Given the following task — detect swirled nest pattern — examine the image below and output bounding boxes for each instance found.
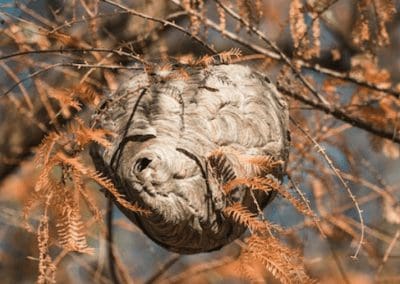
[91,64,290,254]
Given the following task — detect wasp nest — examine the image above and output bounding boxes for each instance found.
[91,64,289,254]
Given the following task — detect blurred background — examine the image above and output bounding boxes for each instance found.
[0,0,399,283]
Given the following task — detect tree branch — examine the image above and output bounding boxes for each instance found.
[279,84,400,144]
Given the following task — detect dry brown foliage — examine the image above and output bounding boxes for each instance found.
[241,235,314,284]
[0,0,399,283]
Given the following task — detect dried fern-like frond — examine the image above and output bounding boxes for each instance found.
[28,115,110,279]
[56,208,94,254]
[195,48,242,65]
[218,48,242,63]
[241,154,284,175]
[67,117,113,149]
[242,235,314,284]
[37,195,56,284]
[34,132,60,166]
[87,169,149,215]
[239,254,266,284]
[26,160,58,232]
[193,54,214,66]
[223,175,315,218]
[223,202,266,233]
[54,184,94,254]
[34,160,59,193]
[208,147,281,177]
[55,152,148,215]
[23,195,38,233]
[72,82,102,107]
[73,167,102,222]
[78,185,103,221]
[223,176,280,194]
[275,184,316,218]
[47,87,82,119]
[207,149,236,185]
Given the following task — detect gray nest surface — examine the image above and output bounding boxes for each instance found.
[91,63,290,254]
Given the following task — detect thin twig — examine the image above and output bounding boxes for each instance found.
[170,1,400,100]
[339,171,397,205]
[100,0,216,55]
[326,237,351,284]
[340,214,395,245]
[0,61,34,110]
[106,200,121,284]
[1,63,62,98]
[300,61,400,99]
[377,229,400,275]
[144,254,181,284]
[288,175,326,238]
[334,186,398,215]
[3,24,399,100]
[105,87,148,284]
[279,85,400,144]
[0,47,146,63]
[1,62,143,98]
[290,117,365,258]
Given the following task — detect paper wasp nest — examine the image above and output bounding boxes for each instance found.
[91,64,289,254]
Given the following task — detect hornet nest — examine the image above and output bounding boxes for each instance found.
[90,63,290,254]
